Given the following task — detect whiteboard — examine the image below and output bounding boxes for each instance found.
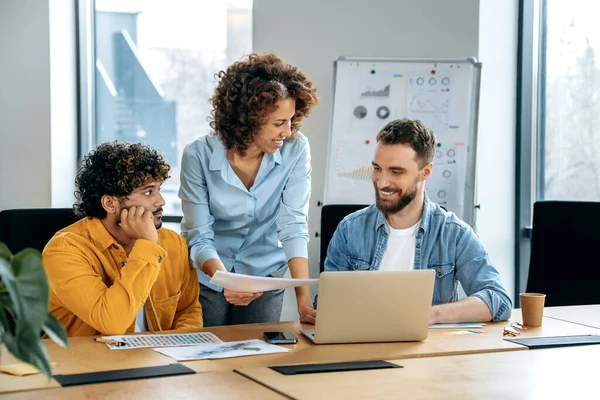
[324,57,481,226]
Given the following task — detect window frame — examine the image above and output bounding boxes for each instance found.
[515,0,546,300]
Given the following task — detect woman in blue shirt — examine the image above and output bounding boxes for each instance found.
[179,53,319,326]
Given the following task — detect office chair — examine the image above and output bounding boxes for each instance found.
[319,204,368,272]
[525,201,600,306]
[0,208,80,254]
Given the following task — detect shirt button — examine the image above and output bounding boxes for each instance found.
[416,244,421,248]
[158,256,163,263]
[120,261,126,267]
[112,244,119,250]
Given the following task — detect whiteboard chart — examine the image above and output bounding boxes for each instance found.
[324,57,481,226]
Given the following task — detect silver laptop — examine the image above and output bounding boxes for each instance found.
[301,270,435,344]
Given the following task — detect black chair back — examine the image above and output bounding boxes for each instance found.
[319,204,368,272]
[0,208,80,254]
[526,201,600,306]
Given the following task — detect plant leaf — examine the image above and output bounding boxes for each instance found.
[0,293,11,334]
[2,328,53,378]
[0,242,11,261]
[42,313,68,348]
[0,256,14,287]
[5,249,49,333]
[0,244,61,379]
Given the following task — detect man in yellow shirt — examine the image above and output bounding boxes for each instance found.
[43,142,203,336]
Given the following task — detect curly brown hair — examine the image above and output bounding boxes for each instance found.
[210,53,319,154]
[73,142,171,219]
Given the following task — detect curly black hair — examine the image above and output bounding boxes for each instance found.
[209,52,319,154]
[73,142,171,219]
[376,118,437,168]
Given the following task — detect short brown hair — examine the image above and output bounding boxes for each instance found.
[376,118,437,168]
[210,53,319,154]
[73,142,171,219]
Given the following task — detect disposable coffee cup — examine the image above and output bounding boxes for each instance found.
[520,293,546,327]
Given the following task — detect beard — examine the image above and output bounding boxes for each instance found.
[374,178,419,215]
[118,198,163,229]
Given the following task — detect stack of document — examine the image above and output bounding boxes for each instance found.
[209,270,318,293]
[101,332,222,350]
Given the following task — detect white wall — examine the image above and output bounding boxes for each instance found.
[477,0,518,301]
[253,0,521,321]
[0,0,77,210]
[0,0,52,209]
[0,0,76,211]
[49,0,78,207]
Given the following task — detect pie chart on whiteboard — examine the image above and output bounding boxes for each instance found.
[353,105,367,119]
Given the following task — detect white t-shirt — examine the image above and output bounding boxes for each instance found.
[134,306,148,332]
[379,219,421,271]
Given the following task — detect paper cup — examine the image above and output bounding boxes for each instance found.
[520,293,546,327]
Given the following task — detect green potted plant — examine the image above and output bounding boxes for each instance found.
[0,242,68,378]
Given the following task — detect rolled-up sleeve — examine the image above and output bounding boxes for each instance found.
[277,138,311,261]
[455,227,513,321]
[179,143,220,269]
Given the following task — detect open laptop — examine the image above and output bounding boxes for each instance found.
[301,270,435,344]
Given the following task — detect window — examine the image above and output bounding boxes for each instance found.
[516,0,600,294]
[78,0,253,217]
[541,0,600,200]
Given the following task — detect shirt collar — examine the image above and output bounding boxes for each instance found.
[273,148,282,165]
[208,141,283,170]
[209,140,227,171]
[420,192,433,234]
[86,217,119,251]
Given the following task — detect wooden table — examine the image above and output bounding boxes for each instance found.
[238,344,600,399]
[0,371,284,400]
[543,304,600,329]
[2,309,597,395]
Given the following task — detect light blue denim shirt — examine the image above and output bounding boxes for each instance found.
[179,133,311,292]
[324,194,512,321]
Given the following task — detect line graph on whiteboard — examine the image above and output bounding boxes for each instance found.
[409,95,450,113]
[408,93,452,134]
[406,70,455,135]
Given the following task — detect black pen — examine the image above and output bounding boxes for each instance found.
[93,337,127,346]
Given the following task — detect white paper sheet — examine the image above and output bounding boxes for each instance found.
[429,323,486,329]
[209,270,318,293]
[102,332,222,350]
[154,339,290,361]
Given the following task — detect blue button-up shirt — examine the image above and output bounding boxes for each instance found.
[324,194,512,321]
[179,133,311,292]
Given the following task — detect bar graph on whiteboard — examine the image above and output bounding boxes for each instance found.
[338,165,373,181]
[335,138,375,182]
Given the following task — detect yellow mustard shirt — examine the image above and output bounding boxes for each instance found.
[43,217,203,336]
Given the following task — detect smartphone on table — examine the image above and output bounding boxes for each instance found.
[263,331,298,344]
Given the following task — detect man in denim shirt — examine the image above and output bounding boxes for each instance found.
[324,119,512,323]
